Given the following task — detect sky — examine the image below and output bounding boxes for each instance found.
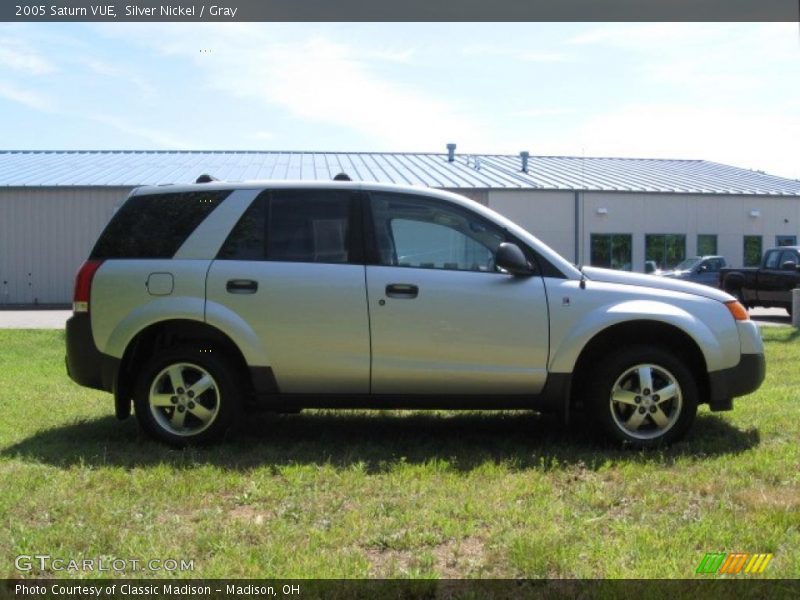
[0,22,798,179]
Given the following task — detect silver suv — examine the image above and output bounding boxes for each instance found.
[65,181,765,447]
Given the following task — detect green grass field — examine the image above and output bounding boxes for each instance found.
[0,328,798,579]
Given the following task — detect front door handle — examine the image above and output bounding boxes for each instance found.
[386,283,418,299]
[226,279,258,294]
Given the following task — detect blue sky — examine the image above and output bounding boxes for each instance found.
[0,22,798,178]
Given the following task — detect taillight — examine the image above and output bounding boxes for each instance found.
[73,260,103,313]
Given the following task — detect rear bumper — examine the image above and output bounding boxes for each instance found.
[707,353,766,410]
[65,313,118,392]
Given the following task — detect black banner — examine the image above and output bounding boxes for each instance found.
[1,0,798,22]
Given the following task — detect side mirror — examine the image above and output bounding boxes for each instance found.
[781,260,797,271]
[496,242,533,276]
[697,265,708,273]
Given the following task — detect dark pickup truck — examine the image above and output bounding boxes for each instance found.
[720,246,800,315]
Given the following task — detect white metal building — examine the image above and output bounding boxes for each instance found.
[1,149,799,305]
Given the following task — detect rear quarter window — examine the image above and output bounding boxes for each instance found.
[91,190,230,259]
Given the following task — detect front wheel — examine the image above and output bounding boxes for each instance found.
[133,347,241,446]
[587,346,698,447]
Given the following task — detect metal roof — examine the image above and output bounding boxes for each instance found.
[1,150,799,196]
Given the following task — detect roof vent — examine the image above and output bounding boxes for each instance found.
[196,174,218,183]
[446,143,456,162]
[333,172,352,181]
[520,151,530,173]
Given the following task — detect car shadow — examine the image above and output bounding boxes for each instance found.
[1,410,759,473]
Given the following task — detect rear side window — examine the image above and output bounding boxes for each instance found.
[218,190,360,264]
[91,191,230,259]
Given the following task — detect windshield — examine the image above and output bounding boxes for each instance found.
[674,257,702,271]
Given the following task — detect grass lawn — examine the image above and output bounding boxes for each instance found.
[0,328,798,580]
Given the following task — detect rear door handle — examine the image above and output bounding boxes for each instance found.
[386,283,418,299]
[226,279,258,294]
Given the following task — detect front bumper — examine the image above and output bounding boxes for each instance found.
[707,353,766,411]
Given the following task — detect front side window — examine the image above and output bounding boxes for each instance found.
[218,190,357,263]
[645,234,686,270]
[370,193,506,272]
[779,250,798,267]
[590,234,632,271]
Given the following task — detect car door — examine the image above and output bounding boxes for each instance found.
[695,258,722,286]
[206,188,370,393]
[364,191,550,396]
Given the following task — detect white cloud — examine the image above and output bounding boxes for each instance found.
[0,37,56,75]
[567,23,723,49]
[462,45,570,62]
[250,130,275,141]
[0,80,53,110]
[84,58,157,100]
[96,25,483,150]
[572,104,800,179]
[512,107,574,118]
[231,38,481,149]
[90,114,192,148]
[520,51,570,63]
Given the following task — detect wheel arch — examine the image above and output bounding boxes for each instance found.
[114,319,254,420]
[569,320,710,410]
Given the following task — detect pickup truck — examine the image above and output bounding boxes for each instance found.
[720,246,800,315]
[658,255,727,287]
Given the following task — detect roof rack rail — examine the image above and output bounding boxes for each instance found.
[333,172,352,181]
[196,173,219,183]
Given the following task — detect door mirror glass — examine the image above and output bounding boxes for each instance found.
[781,260,797,271]
[496,243,533,276]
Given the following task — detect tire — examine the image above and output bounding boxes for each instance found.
[586,345,698,448]
[133,346,241,446]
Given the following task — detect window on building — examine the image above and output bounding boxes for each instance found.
[697,234,717,256]
[590,234,632,270]
[645,234,686,270]
[776,235,797,247]
[743,236,762,267]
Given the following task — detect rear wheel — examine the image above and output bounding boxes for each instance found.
[587,346,698,447]
[134,346,241,446]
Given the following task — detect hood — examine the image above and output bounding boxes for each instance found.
[581,266,732,302]
[659,270,689,278]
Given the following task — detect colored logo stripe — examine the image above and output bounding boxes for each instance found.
[744,553,773,574]
[719,553,749,574]
[696,553,727,574]
[696,552,773,574]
